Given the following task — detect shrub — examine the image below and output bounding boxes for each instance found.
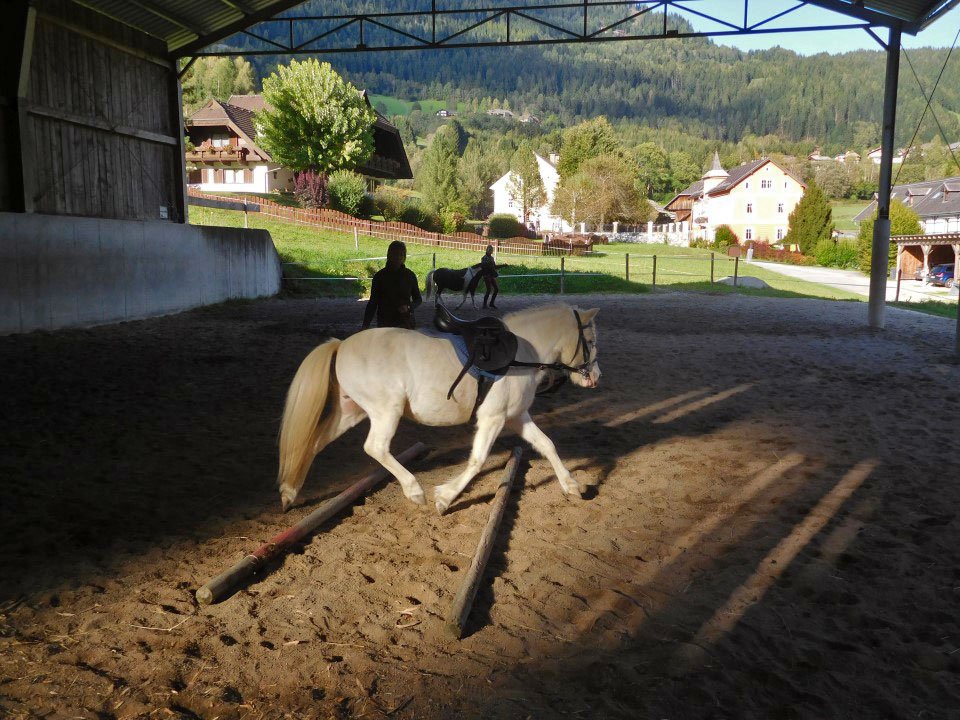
[440,204,468,234]
[748,241,814,266]
[400,201,440,232]
[293,170,329,209]
[372,188,406,221]
[712,224,739,250]
[814,238,859,269]
[328,170,367,216]
[488,213,522,238]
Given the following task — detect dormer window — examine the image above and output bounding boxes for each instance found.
[211,133,231,148]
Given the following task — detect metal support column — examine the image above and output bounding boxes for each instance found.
[868,26,902,329]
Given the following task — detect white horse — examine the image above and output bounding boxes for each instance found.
[277,303,601,514]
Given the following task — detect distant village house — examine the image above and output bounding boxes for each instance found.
[665,152,805,245]
[185,92,412,194]
[490,152,572,234]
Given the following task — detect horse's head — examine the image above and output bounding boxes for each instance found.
[562,307,601,389]
[506,304,601,389]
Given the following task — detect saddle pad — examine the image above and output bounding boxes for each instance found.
[450,334,506,382]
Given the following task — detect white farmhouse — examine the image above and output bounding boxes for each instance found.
[489,153,572,233]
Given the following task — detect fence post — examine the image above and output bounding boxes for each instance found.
[652,255,657,287]
[895,268,902,302]
[353,226,359,251]
[734,256,739,287]
[710,253,715,284]
[560,256,565,294]
[625,253,630,282]
[432,252,436,270]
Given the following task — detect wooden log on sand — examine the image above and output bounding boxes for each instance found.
[445,446,523,639]
[196,442,429,605]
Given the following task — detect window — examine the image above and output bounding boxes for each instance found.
[235,169,245,184]
[745,182,750,189]
[204,169,214,184]
[761,179,772,189]
[224,169,236,184]
[746,203,753,214]
[211,133,230,148]
[745,228,753,240]
[778,203,784,213]
[776,228,784,240]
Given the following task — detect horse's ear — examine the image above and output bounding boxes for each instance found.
[579,308,600,323]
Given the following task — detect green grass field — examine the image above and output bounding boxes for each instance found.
[831,199,871,234]
[190,206,874,304]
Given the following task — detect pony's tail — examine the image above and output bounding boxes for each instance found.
[424,270,434,299]
[277,339,342,510]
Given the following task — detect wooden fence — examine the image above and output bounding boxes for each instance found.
[187,189,593,257]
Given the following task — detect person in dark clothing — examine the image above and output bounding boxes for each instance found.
[361,241,422,330]
[479,244,501,309]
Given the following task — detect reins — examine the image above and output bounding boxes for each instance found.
[508,309,596,378]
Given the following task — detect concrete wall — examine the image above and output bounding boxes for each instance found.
[0,212,281,335]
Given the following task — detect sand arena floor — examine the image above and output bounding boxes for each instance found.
[1,292,959,719]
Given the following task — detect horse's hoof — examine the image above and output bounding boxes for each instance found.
[279,485,297,511]
[435,500,449,515]
[408,490,427,506]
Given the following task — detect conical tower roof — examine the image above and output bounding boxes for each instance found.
[703,151,728,180]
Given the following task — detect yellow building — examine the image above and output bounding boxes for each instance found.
[666,153,806,245]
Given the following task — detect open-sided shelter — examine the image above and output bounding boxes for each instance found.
[2,0,957,334]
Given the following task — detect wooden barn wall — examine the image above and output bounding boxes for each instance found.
[23,1,184,222]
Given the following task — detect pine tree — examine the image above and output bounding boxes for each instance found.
[785,179,833,255]
[418,124,463,213]
[507,142,545,223]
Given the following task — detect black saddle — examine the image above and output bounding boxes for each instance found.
[434,302,518,399]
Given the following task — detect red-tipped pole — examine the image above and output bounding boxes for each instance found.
[196,442,429,605]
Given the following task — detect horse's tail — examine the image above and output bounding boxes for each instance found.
[424,270,435,299]
[277,339,342,510]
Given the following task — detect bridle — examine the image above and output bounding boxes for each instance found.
[509,309,597,379]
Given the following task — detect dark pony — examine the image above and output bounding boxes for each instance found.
[424,264,483,308]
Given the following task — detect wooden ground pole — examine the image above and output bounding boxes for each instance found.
[196,442,430,605]
[445,446,523,639]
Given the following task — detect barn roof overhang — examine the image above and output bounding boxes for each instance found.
[66,0,960,58]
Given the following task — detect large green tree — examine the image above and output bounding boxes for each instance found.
[507,142,546,222]
[785,180,834,254]
[418,124,463,213]
[856,199,922,273]
[557,117,620,179]
[574,154,653,229]
[633,142,670,198]
[257,59,376,176]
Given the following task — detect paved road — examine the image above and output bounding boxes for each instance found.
[749,260,957,303]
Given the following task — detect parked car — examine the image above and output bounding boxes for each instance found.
[927,263,955,287]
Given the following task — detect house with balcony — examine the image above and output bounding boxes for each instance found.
[185,92,411,194]
[665,152,806,244]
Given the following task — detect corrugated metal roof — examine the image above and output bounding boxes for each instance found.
[68,0,960,55]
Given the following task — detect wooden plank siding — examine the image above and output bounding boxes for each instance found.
[19,0,184,222]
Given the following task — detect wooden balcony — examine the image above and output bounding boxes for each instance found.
[185,146,249,164]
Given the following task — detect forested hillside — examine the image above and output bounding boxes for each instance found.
[243,6,960,154]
